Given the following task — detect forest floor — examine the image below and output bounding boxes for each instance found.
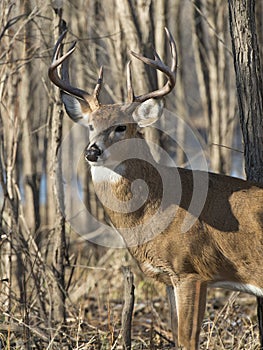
[0,247,261,349]
[67,275,260,349]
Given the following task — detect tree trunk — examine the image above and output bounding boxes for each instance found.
[49,5,67,327]
[228,0,263,182]
[228,0,263,347]
[192,0,236,174]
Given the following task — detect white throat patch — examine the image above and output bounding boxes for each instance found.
[90,164,125,184]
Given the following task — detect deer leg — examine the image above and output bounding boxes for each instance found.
[174,278,207,350]
[166,285,178,346]
[257,297,263,349]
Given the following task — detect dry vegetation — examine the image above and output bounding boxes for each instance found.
[0,245,261,349]
[0,0,262,349]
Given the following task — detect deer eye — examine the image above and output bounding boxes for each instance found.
[115,125,127,133]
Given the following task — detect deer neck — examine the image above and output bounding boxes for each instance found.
[91,156,163,211]
[90,151,168,242]
[90,147,186,248]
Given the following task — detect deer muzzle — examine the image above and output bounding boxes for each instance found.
[85,144,102,162]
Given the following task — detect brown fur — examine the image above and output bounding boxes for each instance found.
[91,135,263,349]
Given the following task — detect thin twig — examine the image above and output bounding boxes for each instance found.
[121,266,135,350]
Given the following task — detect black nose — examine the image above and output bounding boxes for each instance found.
[85,144,102,162]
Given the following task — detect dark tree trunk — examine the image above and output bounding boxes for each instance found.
[228,0,263,347]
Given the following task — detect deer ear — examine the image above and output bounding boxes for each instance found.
[61,93,92,125]
[132,99,163,127]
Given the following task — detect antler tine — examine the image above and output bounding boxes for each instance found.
[93,66,104,100]
[164,27,177,72]
[126,61,135,103]
[48,31,91,102]
[130,27,177,103]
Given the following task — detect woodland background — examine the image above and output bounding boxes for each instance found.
[0,0,262,349]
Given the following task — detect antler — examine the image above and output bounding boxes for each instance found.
[127,27,177,103]
[49,28,176,109]
[48,31,103,110]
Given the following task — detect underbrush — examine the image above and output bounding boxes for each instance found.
[0,247,260,349]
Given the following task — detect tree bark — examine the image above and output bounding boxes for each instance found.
[193,0,236,174]
[228,0,263,347]
[49,5,67,327]
[20,0,40,234]
[228,0,263,183]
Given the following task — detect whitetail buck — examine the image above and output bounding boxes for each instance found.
[49,29,263,349]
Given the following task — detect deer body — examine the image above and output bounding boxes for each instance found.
[90,143,263,291]
[91,155,263,349]
[49,30,263,349]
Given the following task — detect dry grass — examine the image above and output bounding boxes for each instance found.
[0,244,261,349]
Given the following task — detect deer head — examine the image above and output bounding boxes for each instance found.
[48,29,177,166]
